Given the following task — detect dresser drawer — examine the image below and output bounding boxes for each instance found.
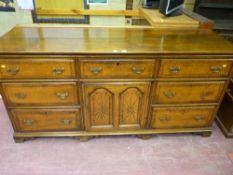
[153,81,225,104]
[11,109,81,131]
[2,83,78,106]
[80,59,155,78]
[150,106,215,129]
[0,59,76,79]
[159,59,232,78]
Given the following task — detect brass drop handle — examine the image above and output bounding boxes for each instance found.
[15,93,27,99]
[23,119,34,126]
[132,67,145,74]
[164,91,176,98]
[194,116,206,122]
[90,67,102,75]
[200,91,212,99]
[6,67,20,75]
[169,67,181,73]
[159,116,171,122]
[210,66,222,73]
[56,92,69,100]
[62,119,72,125]
[53,67,65,75]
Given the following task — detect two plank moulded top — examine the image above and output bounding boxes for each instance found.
[0,26,233,55]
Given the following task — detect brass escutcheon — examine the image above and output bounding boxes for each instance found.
[62,119,72,125]
[159,116,171,122]
[164,91,176,98]
[210,66,222,73]
[15,93,27,99]
[53,67,65,75]
[23,119,34,126]
[56,92,69,100]
[6,67,20,75]
[169,66,181,73]
[132,67,145,74]
[194,116,206,121]
[90,67,102,75]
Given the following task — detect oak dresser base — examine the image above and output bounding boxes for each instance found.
[13,128,212,143]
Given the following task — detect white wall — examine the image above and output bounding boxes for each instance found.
[0,9,32,36]
[90,0,127,26]
[0,0,34,36]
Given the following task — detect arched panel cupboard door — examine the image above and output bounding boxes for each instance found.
[82,82,151,131]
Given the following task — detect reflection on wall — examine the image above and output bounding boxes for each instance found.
[0,0,196,36]
[0,0,15,12]
[32,0,89,23]
[88,0,108,5]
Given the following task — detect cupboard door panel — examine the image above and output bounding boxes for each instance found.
[83,83,151,131]
[119,87,146,128]
[89,88,114,129]
[83,85,115,130]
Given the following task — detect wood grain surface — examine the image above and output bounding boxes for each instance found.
[0,27,233,55]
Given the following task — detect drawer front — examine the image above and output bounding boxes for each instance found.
[150,106,215,129]
[153,81,225,104]
[159,59,232,78]
[2,83,78,106]
[80,59,155,78]
[0,59,76,79]
[11,109,81,131]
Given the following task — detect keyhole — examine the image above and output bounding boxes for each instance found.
[116,62,120,66]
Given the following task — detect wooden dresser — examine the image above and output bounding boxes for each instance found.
[0,27,233,143]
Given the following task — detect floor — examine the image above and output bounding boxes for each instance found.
[0,99,233,175]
